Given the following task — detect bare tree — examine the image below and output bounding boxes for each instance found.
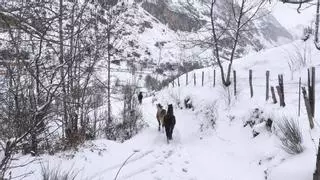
[210,0,267,86]
[0,0,127,178]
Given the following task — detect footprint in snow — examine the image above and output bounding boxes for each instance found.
[182,168,188,173]
[164,150,173,159]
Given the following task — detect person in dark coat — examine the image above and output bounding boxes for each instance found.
[164,104,176,143]
[138,92,143,104]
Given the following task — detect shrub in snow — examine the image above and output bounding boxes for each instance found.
[106,112,146,142]
[244,108,274,138]
[244,108,265,128]
[41,164,78,180]
[184,96,193,110]
[155,68,164,74]
[285,43,310,79]
[198,102,218,131]
[177,61,203,74]
[106,84,146,142]
[145,75,161,91]
[276,117,303,155]
[151,95,157,104]
[168,90,182,108]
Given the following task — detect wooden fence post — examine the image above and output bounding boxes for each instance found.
[277,74,285,107]
[213,69,216,87]
[271,86,277,104]
[312,67,315,117]
[266,70,270,101]
[202,71,204,87]
[178,77,180,87]
[249,70,253,98]
[172,80,174,87]
[194,73,196,86]
[233,70,236,96]
[309,67,316,117]
[313,140,320,180]
[302,87,314,129]
[298,77,301,117]
[186,72,188,86]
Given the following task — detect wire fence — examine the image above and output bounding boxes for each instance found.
[168,66,318,121]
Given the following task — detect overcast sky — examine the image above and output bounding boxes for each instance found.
[271,1,316,28]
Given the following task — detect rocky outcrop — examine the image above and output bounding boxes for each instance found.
[257,14,293,43]
[141,1,206,32]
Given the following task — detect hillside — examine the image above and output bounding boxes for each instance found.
[104,0,294,85]
[8,38,320,180]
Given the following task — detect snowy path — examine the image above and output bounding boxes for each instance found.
[94,97,272,180]
[15,87,314,180]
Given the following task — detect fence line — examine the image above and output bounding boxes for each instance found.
[168,67,317,122]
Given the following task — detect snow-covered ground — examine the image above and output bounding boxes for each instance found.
[9,39,320,180]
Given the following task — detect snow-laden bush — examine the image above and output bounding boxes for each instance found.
[276,117,303,155]
[243,108,265,128]
[198,101,218,131]
[41,164,78,180]
[145,75,161,91]
[168,89,182,109]
[285,42,310,79]
[105,111,146,142]
[105,83,146,142]
[184,96,193,110]
[243,108,274,138]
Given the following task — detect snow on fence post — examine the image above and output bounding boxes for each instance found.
[313,140,320,180]
[202,71,204,87]
[266,70,270,101]
[233,70,237,96]
[302,87,314,129]
[213,69,216,87]
[298,77,301,117]
[249,69,253,98]
[186,72,188,86]
[277,74,285,107]
[271,86,277,104]
[194,73,196,86]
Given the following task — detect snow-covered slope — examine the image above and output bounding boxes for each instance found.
[10,38,320,180]
[109,0,294,78]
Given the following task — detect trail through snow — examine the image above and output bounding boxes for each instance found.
[91,97,273,180]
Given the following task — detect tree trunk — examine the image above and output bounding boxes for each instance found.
[107,29,112,125]
[59,0,68,138]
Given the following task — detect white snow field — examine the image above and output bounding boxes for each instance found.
[10,39,320,180]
